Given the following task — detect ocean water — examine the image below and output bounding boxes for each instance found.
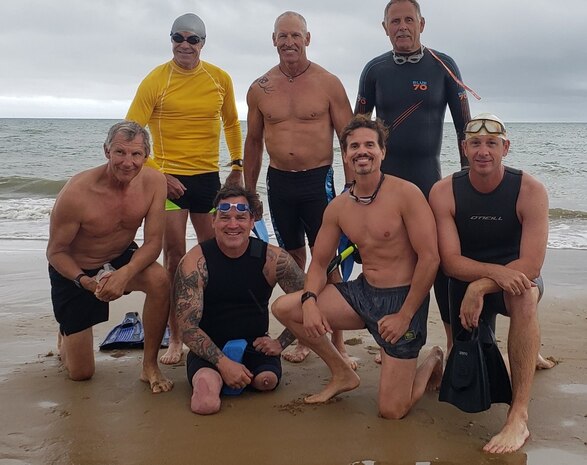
[0,118,586,249]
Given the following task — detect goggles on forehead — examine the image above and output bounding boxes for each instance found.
[465,119,506,136]
[171,33,202,45]
[211,202,251,214]
[392,45,425,65]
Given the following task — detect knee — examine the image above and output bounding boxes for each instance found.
[144,265,171,296]
[68,364,95,382]
[507,291,539,322]
[191,396,221,415]
[271,294,297,322]
[379,402,410,420]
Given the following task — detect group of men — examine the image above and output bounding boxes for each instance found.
[47,0,552,455]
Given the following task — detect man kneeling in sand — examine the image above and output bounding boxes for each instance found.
[47,121,173,393]
[272,115,443,418]
[174,185,304,414]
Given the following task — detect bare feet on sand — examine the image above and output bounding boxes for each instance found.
[340,351,358,371]
[282,343,311,363]
[159,341,184,365]
[426,346,444,392]
[483,417,530,454]
[304,369,360,404]
[140,367,174,393]
[536,353,557,370]
[374,351,382,364]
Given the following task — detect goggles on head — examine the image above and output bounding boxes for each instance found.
[211,202,251,214]
[171,33,202,45]
[464,118,507,140]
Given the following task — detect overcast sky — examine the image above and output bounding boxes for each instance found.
[1,0,586,121]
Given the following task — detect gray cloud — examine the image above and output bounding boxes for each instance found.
[0,0,585,121]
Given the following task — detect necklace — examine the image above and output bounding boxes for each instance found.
[278,61,312,82]
[348,172,385,205]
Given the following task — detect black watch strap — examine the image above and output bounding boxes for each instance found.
[73,273,88,288]
[301,291,317,304]
[230,159,243,167]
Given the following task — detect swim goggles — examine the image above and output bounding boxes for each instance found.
[171,33,203,45]
[465,119,506,136]
[211,203,251,213]
[392,45,425,65]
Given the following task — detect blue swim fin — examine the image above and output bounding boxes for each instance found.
[337,234,355,281]
[221,339,248,396]
[252,219,269,243]
[99,312,145,351]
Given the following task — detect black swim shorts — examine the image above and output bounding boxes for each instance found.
[186,342,282,391]
[48,243,138,336]
[334,274,429,359]
[266,165,334,251]
[171,172,221,213]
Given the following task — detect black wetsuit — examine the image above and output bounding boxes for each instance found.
[355,47,470,197]
[449,167,540,338]
[355,47,471,322]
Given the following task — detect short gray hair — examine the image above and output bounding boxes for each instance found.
[105,121,151,156]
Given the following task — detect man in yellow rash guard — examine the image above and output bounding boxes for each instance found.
[126,13,243,365]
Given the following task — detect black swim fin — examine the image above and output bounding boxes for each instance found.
[99,312,145,350]
[479,321,512,405]
[439,328,491,413]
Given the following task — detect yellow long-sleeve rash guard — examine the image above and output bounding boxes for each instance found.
[126,60,242,175]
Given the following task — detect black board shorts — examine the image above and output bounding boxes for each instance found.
[171,172,221,213]
[49,243,137,336]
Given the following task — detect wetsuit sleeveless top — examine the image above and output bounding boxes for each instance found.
[199,237,273,349]
[355,48,471,197]
[453,167,523,265]
[126,60,242,175]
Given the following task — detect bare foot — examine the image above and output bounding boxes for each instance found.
[304,369,360,404]
[374,351,382,364]
[483,417,530,454]
[536,354,557,370]
[160,341,184,365]
[283,344,311,363]
[140,366,174,393]
[340,351,358,371]
[426,346,444,392]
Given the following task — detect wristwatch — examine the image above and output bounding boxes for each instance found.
[301,291,317,304]
[230,159,243,168]
[73,273,88,289]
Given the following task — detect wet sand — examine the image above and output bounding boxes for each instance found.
[0,241,586,465]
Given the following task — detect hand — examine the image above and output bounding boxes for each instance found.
[164,174,186,199]
[217,356,253,389]
[94,269,129,302]
[459,284,485,330]
[378,312,411,345]
[253,336,283,356]
[225,170,243,188]
[490,267,535,296]
[302,301,332,338]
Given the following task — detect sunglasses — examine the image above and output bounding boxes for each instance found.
[211,203,251,213]
[465,119,505,135]
[171,33,203,45]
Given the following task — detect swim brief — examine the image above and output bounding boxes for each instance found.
[186,342,282,391]
[48,243,138,336]
[266,165,334,251]
[171,172,221,213]
[334,274,429,359]
[448,276,544,339]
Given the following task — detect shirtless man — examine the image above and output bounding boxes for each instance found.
[47,121,173,393]
[244,11,353,365]
[174,185,303,414]
[429,113,553,452]
[272,115,443,418]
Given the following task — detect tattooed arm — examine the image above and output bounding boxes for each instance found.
[254,245,305,355]
[175,248,253,387]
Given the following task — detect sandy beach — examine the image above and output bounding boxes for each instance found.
[0,240,585,465]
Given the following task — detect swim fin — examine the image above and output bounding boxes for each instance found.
[439,328,491,413]
[99,312,144,351]
[252,219,270,243]
[479,321,512,405]
[221,339,248,396]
